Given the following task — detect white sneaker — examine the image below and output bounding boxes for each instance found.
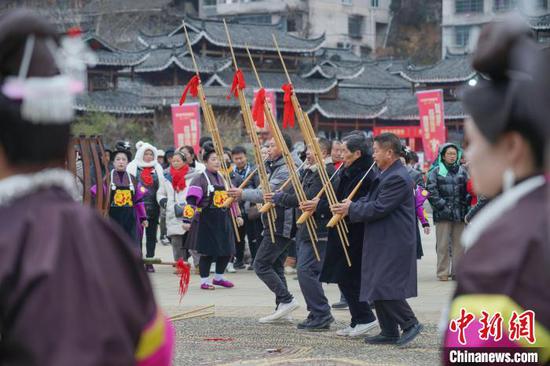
[284,266,297,275]
[348,320,379,338]
[210,263,215,273]
[336,326,355,337]
[258,299,299,323]
[226,262,236,273]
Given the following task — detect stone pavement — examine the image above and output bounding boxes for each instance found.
[149,221,456,365]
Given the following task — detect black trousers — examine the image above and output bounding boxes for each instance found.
[338,277,376,327]
[374,300,418,337]
[246,217,263,262]
[235,216,247,264]
[254,235,293,305]
[145,208,160,258]
[199,255,230,278]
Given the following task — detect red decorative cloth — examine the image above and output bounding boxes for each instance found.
[179,75,200,105]
[227,69,246,99]
[140,167,154,187]
[281,83,295,128]
[170,164,189,192]
[252,87,266,128]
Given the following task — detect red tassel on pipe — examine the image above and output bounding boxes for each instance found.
[281,83,295,128]
[226,69,246,100]
[252,88,266,128]
[176,259,190,303]
[179,75,200,105]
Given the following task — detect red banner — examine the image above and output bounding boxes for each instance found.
[254,89,277,122]
[416,89,446,163]
[171,103,201,154]
[373,126,422,139]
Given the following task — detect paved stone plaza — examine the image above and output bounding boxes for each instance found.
[150,223,455,365]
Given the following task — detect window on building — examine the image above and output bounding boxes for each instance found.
[371,0,379,7]
[455,26,471,47]
[536,0,548,9]
[348,15,364,39]
[494,0,514,11]
[203,0,216,6]
[341,0,352,5]
[455,0,484,13]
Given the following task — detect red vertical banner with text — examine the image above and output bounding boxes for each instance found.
[254,89,277,122]
[171,103,201,154]
[416,89,446,164]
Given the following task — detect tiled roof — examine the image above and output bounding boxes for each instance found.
[118,78,251,108]
[526,13,550,30]
[168,17,325,53]
[94,49,150,67]
[399,53,476,83]
[315,47,363,63]
[340,62,411,89]
[300,63,365,80]
[378,90,466,120]
[75,90,153,115]
[212,69,338,94]
[134,49,231,73]
[138,29,200,48]
[306,98,387,119]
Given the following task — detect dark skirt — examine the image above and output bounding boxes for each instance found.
[185,206,235,257]
[109,206,138,247]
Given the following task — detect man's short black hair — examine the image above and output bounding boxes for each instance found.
[342,133,369,157]
[282,133,292,151]
[374,133,402,157]
[231,145,247,155]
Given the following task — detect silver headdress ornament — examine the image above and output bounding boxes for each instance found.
[1,27,97,124]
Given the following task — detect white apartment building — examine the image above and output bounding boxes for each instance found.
[198,0,391,57]
[442,0,550,57]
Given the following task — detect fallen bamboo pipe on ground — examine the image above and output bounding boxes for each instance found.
[326,162,376,228]
[222,167,258,208]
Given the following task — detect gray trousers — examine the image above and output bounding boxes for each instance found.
[297,236,330,318]
[254,235,293,305]
[170,235,186,261]
[435,221,465,278]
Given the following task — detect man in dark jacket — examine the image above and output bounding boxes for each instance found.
[426,142,469,281]
[332,133,422,346]
[269,138,335,331]
[228,134,299,323]
[231,145,262,269]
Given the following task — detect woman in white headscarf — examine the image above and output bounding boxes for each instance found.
[127,141,166,272]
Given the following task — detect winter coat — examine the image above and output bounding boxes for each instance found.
[320,155,376,284]
[273,159,336,241]
[427,143,469,222]
[241,155,295,239]
[348,159,418,302]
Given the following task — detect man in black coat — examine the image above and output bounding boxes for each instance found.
[332,133,422,346]
[269,138,335,331]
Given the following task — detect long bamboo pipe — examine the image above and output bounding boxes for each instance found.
[326,162,376,228]
[296,164,342,224]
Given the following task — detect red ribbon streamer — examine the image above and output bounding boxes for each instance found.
[281,83,295,128]
[252,88,266,128]
[227,69,246,100]
[179,75,200,105]
[176,259,190,303]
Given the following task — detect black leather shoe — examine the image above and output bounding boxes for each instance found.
[234,261,245,270]
[304,315,334,331]
[331,300,348,310]
[396,323,424,346]
[297,314,314,329]
[364,333,399,345]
